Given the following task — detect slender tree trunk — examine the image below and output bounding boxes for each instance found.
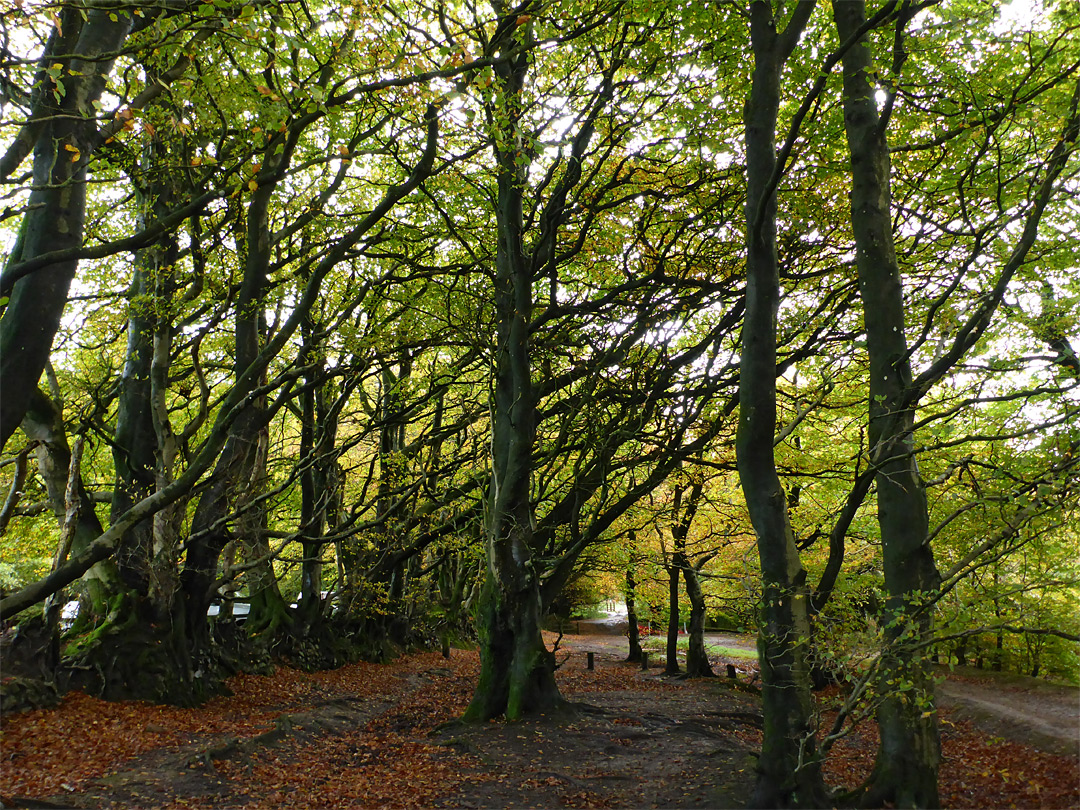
[672,481,711,677]
[832,3,941,806]
[665,559,681,675]
[182,174,276,661]
[624,530,643,663]
[739,2,830,806]
[21,388,123,611]
[111,135,180,595]
[375,352,411,635]
[295,337,327,630]
[682,559,714,678]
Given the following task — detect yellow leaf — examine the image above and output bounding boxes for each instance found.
[248,179,258,192]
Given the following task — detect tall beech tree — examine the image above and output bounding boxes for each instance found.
[462,0,565,721]
[826,1,1080,803]
[832,3,942,804]
[737,1,830,805]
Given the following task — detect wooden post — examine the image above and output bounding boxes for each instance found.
[587,651,594,670]
[641,652,649,670]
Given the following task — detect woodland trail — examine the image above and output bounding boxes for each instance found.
[562,616,1080,759]
[936,668,1080,757]
[1,631,1077,809]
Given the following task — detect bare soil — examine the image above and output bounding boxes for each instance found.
[936,665,1080,757]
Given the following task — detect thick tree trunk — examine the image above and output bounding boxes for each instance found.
[182,415,262,644]
[464,574,562,721]
[832,3,942,807]
[463,5,563,721]
[739,3,830,806]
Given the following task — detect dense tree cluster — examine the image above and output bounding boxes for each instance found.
[2,0,1077,806]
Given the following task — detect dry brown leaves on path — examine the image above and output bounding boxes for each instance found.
[1,641,1077,809]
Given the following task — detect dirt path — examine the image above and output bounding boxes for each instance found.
[936,667,1080,756]
[561,622,1080,757]
[2,631,1076,809]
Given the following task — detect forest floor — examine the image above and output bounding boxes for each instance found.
[1,628,1077,809]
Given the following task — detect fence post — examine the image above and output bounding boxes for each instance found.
[587,652,595,670]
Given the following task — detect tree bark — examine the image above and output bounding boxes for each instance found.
[832,3,941,806]
[624,530,643,663]
[682,558,714,678]
[20,388,123,610]
[738,2,830,806]
[0,8,136,450]
[111,133,181,595]
[181,167,276,658]
[673,481,712,677]
[664,559,681,675]
[463,3,563,721]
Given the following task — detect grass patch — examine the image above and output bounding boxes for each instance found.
[641,635,757,661]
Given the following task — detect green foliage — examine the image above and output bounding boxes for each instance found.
[0,522,55,594]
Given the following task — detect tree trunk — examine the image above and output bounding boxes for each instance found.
[832,3,941,806]
[463,5,563,721]
[374,351,411,635]
[182,170,276,664]
[111,136,181,595]
[0,8,135,450]
[624,532,643,663]
[20,388,123,612]
[672,481,711,677]
[664,560,681,675]
[682,559,714,678]
[738,2,830,806]
[464,573,562,721]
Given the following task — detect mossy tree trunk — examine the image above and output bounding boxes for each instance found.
[462,2,564,722]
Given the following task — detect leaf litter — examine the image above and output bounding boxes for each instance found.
[1,639,1076,809]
